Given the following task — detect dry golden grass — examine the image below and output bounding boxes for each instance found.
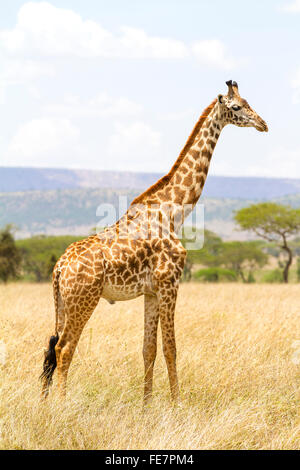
[1,282,300,450]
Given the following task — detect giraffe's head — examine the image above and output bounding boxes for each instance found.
[218,80,268,132]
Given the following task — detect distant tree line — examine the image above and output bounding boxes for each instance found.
[182,231,268,283]
[0,226,81,283]
[1,203,300,284]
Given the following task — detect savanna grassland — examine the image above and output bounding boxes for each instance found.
[1,282,300,450]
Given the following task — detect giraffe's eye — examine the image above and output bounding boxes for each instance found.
[232,105,241,111]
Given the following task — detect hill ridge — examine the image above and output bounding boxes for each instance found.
[1,186,300,240]
[2,167,300,200]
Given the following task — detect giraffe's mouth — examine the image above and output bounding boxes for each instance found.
[254,118,268,132]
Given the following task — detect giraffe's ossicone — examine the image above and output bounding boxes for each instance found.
[41,81,268,403]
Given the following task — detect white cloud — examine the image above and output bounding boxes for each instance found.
[291,66,300,103]
[45,92,143,118]
[108,121,161,171]
[280,0,300,12]
[0,1,111,57]
[5,117,80,166]
[192,39,241,70]
[0,2,187,59]
[0,2,241,69]
[117,26,187,59]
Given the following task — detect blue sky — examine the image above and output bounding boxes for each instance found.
[0,0,300,177]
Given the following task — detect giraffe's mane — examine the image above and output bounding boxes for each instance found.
[131,98,218,205]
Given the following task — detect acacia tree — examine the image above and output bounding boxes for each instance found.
[235,203,300,283]
[220,241,268,282]
[0,225,21,283]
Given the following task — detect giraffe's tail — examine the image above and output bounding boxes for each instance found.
[40,266,61,395]
[40,334,59,401]
[53,264,61,337]
[40,334,59,385]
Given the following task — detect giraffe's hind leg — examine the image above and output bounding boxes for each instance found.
[55,292,101,398]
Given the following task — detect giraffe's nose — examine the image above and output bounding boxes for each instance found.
[255,117,268,132]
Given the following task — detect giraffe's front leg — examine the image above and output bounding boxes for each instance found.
[158,282,180,403]
[143,294,159,405]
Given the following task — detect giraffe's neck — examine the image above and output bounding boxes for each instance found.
[129,99,225,232]
[166,99,224,208]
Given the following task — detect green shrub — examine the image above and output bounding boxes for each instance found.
[193,267,237,283]
[297,258,300,282]
[262,269,284,283]
[247,272,256,283]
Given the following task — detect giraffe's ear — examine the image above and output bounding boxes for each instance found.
[218,94,224,104]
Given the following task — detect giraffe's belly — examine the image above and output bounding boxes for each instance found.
[101,284,143,301]
[101,269,155,302]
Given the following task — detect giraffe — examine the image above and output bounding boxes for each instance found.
[41,80,268,404]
